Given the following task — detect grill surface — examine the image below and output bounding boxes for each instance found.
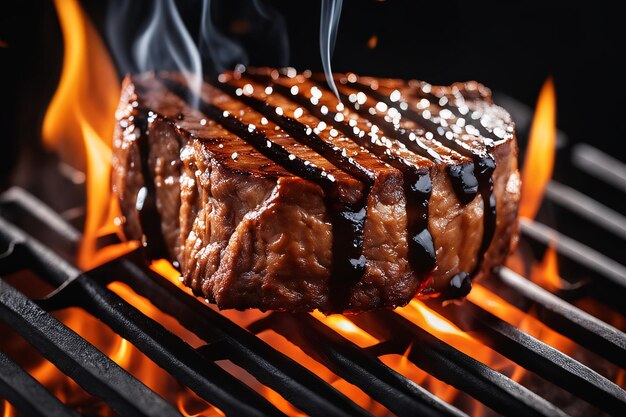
[1,137,625,416]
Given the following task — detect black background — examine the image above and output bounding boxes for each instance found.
[1,0,624,188]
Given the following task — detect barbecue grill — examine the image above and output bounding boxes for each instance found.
[1,127,625,416]
[2,1,625,416]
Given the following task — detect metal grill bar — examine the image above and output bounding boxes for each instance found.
[545,180,626,240]
[572,144,626,193]
[351,311,569,417]
[498,267,626,368]
[0,217,285,417]
[0,351,79,417]
[93,253,372,417]
[520,219,626,291]
[0,279,182,417]
[0,187,81,245]
[248,312,467,417]
[426,299,626,414]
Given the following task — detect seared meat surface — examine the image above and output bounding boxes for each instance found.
[112,68,520,313]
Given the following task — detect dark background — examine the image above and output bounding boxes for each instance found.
[1,0,624,188]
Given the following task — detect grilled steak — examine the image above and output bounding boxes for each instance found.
[112,68,520,313]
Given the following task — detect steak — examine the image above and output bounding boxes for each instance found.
[111,68,520,313]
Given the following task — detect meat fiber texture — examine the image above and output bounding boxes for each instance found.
[112,69,520,313]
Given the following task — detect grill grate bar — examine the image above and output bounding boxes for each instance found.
[572,144,626,193]
[350,311,570,417]
[0,279,182,417]
[248,312,467,417]
[0,351,79,417]
[93,253,372,417]
[545,180,626,240]
[498,267,626,368]
[426,299,626,414]
[0,216,285,417]
[0,187,81,245]
[520,219,626,291]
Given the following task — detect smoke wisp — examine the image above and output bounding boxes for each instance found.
[320,0,343,101]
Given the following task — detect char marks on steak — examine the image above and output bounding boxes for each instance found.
[112,68,521,313]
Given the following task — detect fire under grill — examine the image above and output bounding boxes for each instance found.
[1,131,625,416]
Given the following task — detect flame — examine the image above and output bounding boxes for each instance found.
[150,259,387,415]
[42,0,118,168]
[531,243,565,290]
[256,327,387,416]
[469,285,574,357]
[151,258,184,282]
[42,0,137,269]
[519,77,557,219]
[380,343,433,394]
[616,369,625,389]
[37,1,219,414]
[1,402,15,417]
[312,312,379,347]
[394,301,493,407]
[14,280,225,415]
[397,300,479,355]
[79,120,139,268]
[177,395,225,417]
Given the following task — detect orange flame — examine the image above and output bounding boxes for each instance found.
[149,259,387,415]
[38,1,219,415]
[1,402,15,417]
[469,284,573,355]
[397,300,479,355]
[394,300,493,407]
[531,243,565,290]
[43,0,137,269]
[177,395,225,417]
[519,77,557,219]
[312,312,380,348]
[42,0,118,168]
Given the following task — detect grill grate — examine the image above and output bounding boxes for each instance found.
[0,351,79,417]
[0,141,625,417]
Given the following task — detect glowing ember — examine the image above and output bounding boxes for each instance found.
[519,77,557,220]
[367,35,378,49]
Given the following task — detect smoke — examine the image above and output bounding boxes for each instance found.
[199,0,289,73]
[198,0,247,73]
[320,0,343,101]
[135,0,202,97]
[106,0,346,97]
[106,0,202,103]
[106,0,289,103]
